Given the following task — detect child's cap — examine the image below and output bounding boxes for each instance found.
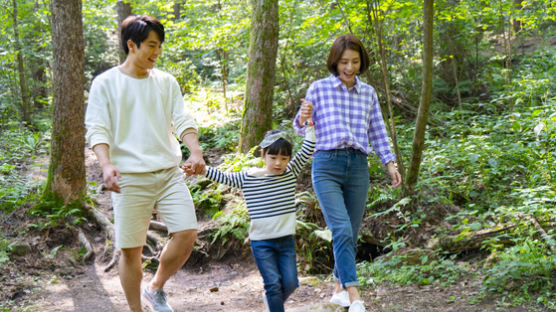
[259,130,292,148]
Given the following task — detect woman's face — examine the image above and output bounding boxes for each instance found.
[337,49,361,88]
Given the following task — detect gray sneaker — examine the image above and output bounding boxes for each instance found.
[142,286,174,312]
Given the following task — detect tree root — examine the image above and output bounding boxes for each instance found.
[77,227,94,263]
[82,202,173,271]
[146,231,164,250]
[149,220,168,233]
[104,250,120,272]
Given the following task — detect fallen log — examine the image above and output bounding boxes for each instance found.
[425,225,515,253]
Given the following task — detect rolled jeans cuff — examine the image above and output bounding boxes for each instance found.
[333,274,360,288]
[344,280,360,288]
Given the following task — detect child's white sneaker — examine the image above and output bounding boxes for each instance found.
[262,293,270,312]
[348,300,366,312]
[329,290,350,307]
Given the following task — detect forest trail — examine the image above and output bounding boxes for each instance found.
[26,148,344,312]
[3,148,544,312]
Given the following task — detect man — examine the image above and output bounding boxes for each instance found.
[85,15,204,312]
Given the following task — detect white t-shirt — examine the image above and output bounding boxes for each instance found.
[85,67,197,173]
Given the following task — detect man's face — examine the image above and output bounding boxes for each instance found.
[129,30,161,70]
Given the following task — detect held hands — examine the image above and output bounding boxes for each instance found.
[182,151,206,176]
[298,99,314,127]
[387,162,402,188]
[101,163,122,193]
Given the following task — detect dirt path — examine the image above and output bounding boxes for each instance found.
[3,148,548,312]
[31,259,341,312]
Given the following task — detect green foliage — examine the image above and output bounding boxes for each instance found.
[187,179,226,218]
[295,219,334,274]
[0,237,14,263]
[358,254,473,287]
[482,241,555,308]
[29,197,88,227]
[0,123,47,212]
[210,204,249,246]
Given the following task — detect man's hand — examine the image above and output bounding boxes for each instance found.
[183,150,205,176]
[101,163,122,193]
[298,99,314,127]
[92,143,121,193]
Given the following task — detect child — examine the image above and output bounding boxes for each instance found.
[186,119,314,312]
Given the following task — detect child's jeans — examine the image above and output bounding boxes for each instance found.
[250,235,299,312]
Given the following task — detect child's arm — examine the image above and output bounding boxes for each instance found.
[204,166,245,189]
[287,126,316,176]
[182,163,245,188]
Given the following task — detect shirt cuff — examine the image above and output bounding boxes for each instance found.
[179,128,198,142]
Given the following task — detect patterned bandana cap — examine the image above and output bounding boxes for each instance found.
[259,131,291,148]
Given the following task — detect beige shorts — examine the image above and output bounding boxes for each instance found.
[111,167,197,249]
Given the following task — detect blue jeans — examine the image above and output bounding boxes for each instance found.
[312,149,370,288]
[250,235,299,312]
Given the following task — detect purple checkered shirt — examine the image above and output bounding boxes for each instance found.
[294,75,395,165]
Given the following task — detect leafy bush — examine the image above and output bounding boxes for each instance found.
[187,179,226,218]
[295,220,334,274]
[358,254,472,287]
[210,204,250,246]
[0,124,47,213]
[482,241,555,308]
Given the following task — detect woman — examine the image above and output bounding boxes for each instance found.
[294,34,402,312]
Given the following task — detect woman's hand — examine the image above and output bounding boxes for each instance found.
[298,99,314,127]
[386,162,402,188]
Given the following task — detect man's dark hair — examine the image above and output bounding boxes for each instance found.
[120,15,165,55]
[326,34,370,76]
[262,130,293,157]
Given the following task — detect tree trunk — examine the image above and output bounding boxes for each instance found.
[215,0,228,111]
[173,1,183,21]
[239,0,279,152]
[216,48,229,112]
[12,0,32,123]
[44,0,86,204]
[404,0,434,196]
[116,1,132,63]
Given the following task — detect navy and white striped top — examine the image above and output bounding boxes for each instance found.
[205,130,315,240]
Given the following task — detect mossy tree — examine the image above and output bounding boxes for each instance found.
[239,0,279,152]
[404,0,434,196]
[41,0,86,207]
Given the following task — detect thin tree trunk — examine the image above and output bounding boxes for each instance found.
[116,1,132,63]
[215,0,228,111]
[173,1,183,21]
[12,0,32,122]
[44,0,86,204]
[499,1,513,111]
[215,48,229,112]
[367,0,405,180]
[451,56,462,113]
[404,0,434,196]
[239,0,279,152]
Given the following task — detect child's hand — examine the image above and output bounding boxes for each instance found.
[181,163,195,176]
[299,99,314,127]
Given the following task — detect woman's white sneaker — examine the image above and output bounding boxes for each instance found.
[329,290,350,307]
[348,300,366,312]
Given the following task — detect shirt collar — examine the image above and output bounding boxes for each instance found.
[329,74,361,93]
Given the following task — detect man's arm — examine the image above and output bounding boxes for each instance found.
[180,130,205,175]
[92,143,122,193]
